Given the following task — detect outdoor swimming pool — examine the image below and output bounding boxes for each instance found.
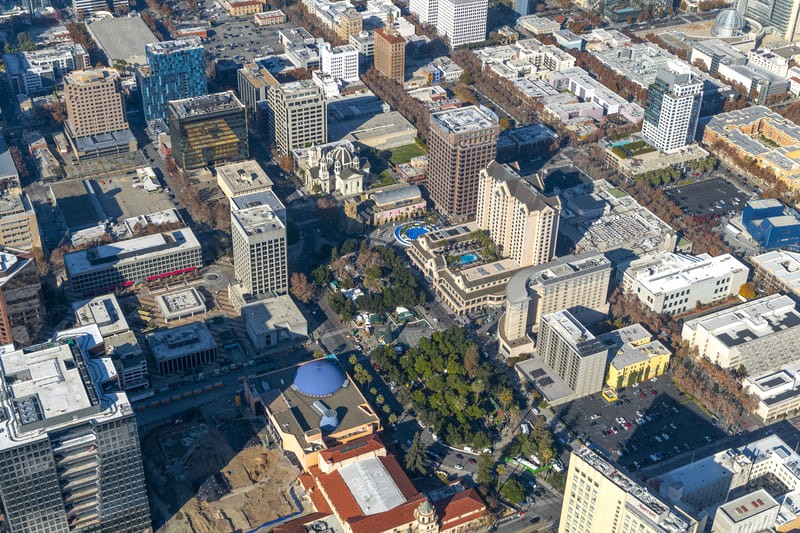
[395,222,437,246]
[458,253,478,265]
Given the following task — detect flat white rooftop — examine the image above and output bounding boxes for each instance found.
[633,253,747,296]
[752,250,800,295]
[338,456,407,515]
[73,294,129,338]
[64,227,200,277]
[146,322,216,362]
[431,105,498,134]
[216,160,273,197]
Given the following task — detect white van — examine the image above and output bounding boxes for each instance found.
[521,423,531,435]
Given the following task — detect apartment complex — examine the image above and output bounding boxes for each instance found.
[476,162,560,267]
[320,43,359,83]
[0,248,44,347]
[0,338,150,532]
[681,294,800,375]
[4,44,90,96]
[231,191,288,297]
[137,38,207,122]
[64,227,203,297]
[559,447,698,533]
[427,106,499,223]
[374,27,406,83]
[642,61,703,153]
[533,310,608,403]
[621,253,749,315]
[63,69,127,139]
[703,106,800,190]
[439,0,488,47]
[168,91,249,171]
[0,192,41,252]
[266,80,327,156]
[598,324,671,390]
[745,0,800,42]
[499,253,612,358]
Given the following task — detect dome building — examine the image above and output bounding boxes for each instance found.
[293,140,370,197]
[712,8,746,38]
[241,357,381,470]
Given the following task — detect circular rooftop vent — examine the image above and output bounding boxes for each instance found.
[293,359,346,397]
[712,9,745,38]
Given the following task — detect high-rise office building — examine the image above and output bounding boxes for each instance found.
[476,161,560,267]
[374,27,406,83]
[641,60,703,153]
[410,0,438,25]
[266,80,327,156]
[168,91,249,171]
[137,38,207,123]
[72,0,127,16]
[744,0,800,41]
[64,68,128,139]
[537,310,607,400]
[437,0,488,48]
[0,337,150,533]
[0,248,44,346]
[320,43,360,83]
[427,106,499,223]
[231,191,288,296]
[560,447,698,533]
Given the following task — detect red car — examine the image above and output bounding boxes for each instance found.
[467,458,477,465]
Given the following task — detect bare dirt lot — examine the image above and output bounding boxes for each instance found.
[143,416,300,532]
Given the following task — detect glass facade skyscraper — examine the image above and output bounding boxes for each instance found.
[137,37,207,123]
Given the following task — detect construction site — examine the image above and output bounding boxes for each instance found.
[142,399,302,532]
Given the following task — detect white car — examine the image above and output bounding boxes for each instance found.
[454,464,464,470]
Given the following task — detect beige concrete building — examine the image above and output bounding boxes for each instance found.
[64,68,128,139]
[220,0,266,16]
[216,159,274,199]
[476,161,560,267]
[335,8,362,41]
[266,80,327,156]
[374,27,406,83]
[0,192,42,252]
[427,106,499,223]
[560,447,698,533]
[499,253,611,358]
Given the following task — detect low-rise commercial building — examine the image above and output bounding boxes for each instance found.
[64,228,203,297]
[682,294,800,376]
[242,294,307,350]
[549,67,643,123]
[712,489,779,533]
[599,324,671,390]
[741,198,800,249]
[72,294,148,391]
[147,322,217,374]
[155,288,207,322]
[621,252,749,315]
[515,15,561,35]
[0,192,41,252]
[474,38,576,83]
[254,9,287,25]
[751,249,800,297]
[220,0,265,16]
[360,184,426,226]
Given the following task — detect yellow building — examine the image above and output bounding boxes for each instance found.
[336,8,362,41]
[241,358,381,470]
[560,447,698,533]
[220,0,266,16]
[598,324,671,390]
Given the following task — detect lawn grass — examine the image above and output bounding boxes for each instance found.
[389,143,427,165]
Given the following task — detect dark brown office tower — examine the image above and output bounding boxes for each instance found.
[374,27,406,83]
[0,248,44,346]
[427,106,499,223]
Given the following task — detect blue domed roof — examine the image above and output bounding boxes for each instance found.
[294,359,346,397]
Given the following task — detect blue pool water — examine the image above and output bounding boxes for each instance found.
[405,227,430,240]
[459,253,478,265]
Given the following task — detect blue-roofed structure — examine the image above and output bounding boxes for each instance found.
[293,358,347,397]
[743,199,800,249]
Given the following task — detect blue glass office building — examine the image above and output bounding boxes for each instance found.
[137,37,207,123]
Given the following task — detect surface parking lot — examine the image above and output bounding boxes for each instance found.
[665,178,750,216]
[556,375,725,472]
[203,0,292,62]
